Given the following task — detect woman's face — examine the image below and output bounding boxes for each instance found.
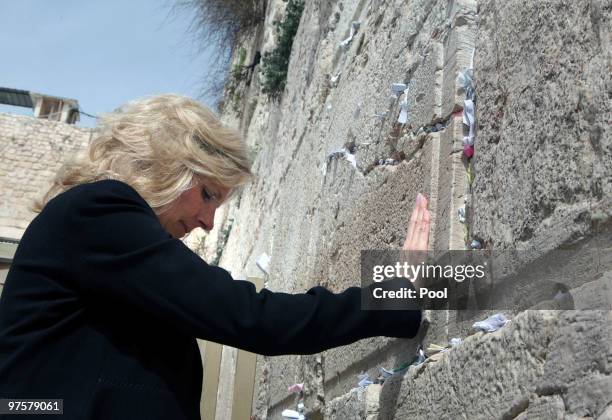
[158,177,231,239]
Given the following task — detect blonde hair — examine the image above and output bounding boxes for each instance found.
[34,94,252,214]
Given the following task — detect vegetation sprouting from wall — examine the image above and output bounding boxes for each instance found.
[261,0,305,99]
[174,0,265,105]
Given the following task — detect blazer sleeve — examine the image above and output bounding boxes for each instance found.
[62,182,422,356]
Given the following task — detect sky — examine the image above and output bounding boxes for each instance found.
[0,1,220,128]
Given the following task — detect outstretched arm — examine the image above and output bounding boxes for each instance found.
[60,181,422,356]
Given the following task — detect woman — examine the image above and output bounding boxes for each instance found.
[0,94,429,419]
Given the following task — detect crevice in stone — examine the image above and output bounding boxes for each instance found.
[500,394,530,420]
[534,384,568,398]
[360,129,433,176]
[278,130,307,185]
[322,337,419,399]
[359,103,460,175]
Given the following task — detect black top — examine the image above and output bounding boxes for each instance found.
[0,180,421,419]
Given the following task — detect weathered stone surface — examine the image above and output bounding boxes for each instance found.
[386,310,610,419]
[471,0,612,253]
[390,310,558,419]
[325,384,381,420]
[540,310,612,417]
[211,0,475,412]
[200,0,611,418]
[514,394,565,420]
[214,0,480,411]
[320,308,611,419]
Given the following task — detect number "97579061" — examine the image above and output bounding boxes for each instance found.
[0,399,63,414]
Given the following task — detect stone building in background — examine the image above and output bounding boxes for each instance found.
[0,88,91,295]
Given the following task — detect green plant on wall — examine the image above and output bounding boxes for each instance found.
[261,0,305,100]
[225,47,249,114]
[236,47,247,68]
[175,0,264,105]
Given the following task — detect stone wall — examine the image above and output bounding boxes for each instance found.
[200,0,611,417]
[0,113,92,240]
[472,0,611,254]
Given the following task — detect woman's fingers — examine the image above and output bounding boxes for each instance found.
[403,193,429,251]
[417,193,428,213]
[415,205,430,251]
[413,194,429,252]
[403,195,422,250]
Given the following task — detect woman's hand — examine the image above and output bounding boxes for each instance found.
[402,193,430,291]
[403,193,430,252]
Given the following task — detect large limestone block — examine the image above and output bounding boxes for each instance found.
[471,0,612,251]
[325,384,382,420]
[387,310,611,419]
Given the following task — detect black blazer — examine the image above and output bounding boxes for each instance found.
[0,180,421,419]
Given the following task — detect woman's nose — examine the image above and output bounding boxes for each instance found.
[199,207,216,231]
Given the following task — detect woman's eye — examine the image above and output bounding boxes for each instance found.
[201,188,213,201]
